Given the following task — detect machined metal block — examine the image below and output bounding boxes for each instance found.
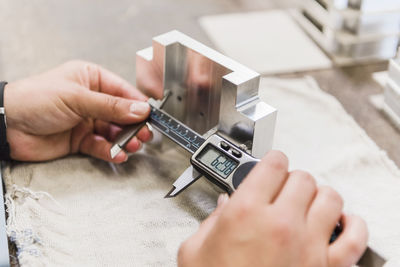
[324,0,400,12]
[384,78,400,117]
[303,0,400,35]
[324,0,351,10]
[347,0,400,13]
[388,58,400,87]
[376,72,400,130]
[136,30,277,158]
[292,9,400,63]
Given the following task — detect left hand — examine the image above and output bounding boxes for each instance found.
[4,60,152,163]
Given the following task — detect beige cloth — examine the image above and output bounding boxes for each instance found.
[4,77,400,266]
[198,10,332,75]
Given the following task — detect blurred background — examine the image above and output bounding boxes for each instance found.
[0,0,295,81]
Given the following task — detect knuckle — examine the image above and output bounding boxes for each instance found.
[105,96,120,114]
[266,150,288,171]
[320,186,343,207]
[291,170,316,188]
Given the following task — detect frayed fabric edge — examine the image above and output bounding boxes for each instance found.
[5,184,62,264]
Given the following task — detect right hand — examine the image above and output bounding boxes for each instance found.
[178,151,368,267]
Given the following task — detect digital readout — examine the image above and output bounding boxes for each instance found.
[196,145,238,178]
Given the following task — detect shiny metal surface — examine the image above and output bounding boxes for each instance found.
[165,165,202,198]
[383,56,400,127]
[136,30,276,158]
[294,0,400,64]
[292,9,400,63]
[347,0,400,12]
[325,0,400,12]
[304,0,400,35]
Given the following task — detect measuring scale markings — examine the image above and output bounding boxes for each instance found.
[149,106,205,154]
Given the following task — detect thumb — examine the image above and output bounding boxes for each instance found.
[73,89,150,124]
[196,193,229,241]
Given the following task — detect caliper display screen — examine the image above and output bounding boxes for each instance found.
[196,144,238,178]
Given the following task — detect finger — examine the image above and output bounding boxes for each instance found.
[124,136,142,153]
[79,133,127,163]
[308,186,344,241]
[328,215,368,267]
[93,121,143,153]
[94,120,122,141]
[192,194,230,244]
[177,194,230,266]
[274,170,317,217]
[94,120,152,144]
[74,89,150,125]
[81,61,148,101]
[232,150,289,204]
[135,125,153,143]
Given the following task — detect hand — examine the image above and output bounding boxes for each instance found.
[5,60,152,163]
[178,151,368,267]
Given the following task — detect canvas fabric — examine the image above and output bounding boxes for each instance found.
[3,77,400,266]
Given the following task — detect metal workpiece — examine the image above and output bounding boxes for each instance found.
[294,0,400,64]
[303,0,400,35]
[378,49,400,134]
[292,9,400,64]
[383,56,400,124]
[388,57,400,87]
[136,30,276,158]
[324,0,400,12]
[347,0,400,12]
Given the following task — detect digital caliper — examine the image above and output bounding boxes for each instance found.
[110,91,259,197]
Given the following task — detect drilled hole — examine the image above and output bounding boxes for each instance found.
[177,96,182,101]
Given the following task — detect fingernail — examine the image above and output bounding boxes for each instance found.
[116,150,128,162]
[130,101,149,115]
[217,193,229,207]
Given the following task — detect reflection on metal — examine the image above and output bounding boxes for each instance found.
[136,30,276,158]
